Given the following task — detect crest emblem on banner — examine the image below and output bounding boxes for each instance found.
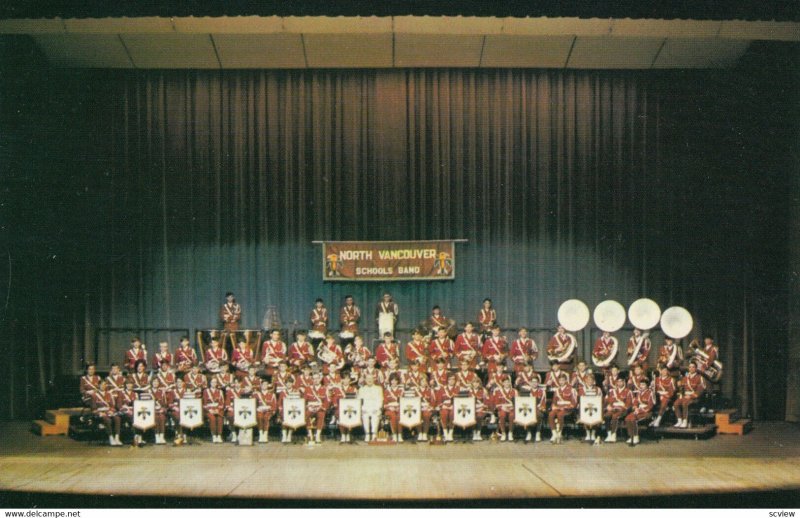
[325,254,341,277]
[399,396,422,428]
[453,396,476,428]
[338,398,362,429]
[133,399,155,430]
[282,396,306,429]
[579,394,603,426]
[434,252,453,276]
[179,398,203,429]
[513,396,538,426]
[234,398,257,428]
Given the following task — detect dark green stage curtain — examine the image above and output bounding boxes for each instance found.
[3,61,792,420]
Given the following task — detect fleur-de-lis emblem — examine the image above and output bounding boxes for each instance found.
[403,405,418,418]
[519,403,532,417]
[288,405,301,419]
[457,404,472,418]
[183,407,198,418]
[584,403,598,416]
[343,407,357,419]
[137,407,152,419]
[238,408,252,419]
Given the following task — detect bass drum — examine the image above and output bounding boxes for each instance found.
[628,298,661,330]
[593,300,626,332]
[557,299,590,332]
[660,306,693,339]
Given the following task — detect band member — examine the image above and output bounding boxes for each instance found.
[317,333,345,375]
[469,378,489,441]
[627,364,648,391]
[592,331,618,372]
[603,364,621,392]
[625,379,655,445]
[80,364,101,407]
[273,362,295,404]
[153,341,173,370]
[454,322,481,368]
[358,357,384,387]
[345,335,371,375]
[375,332,400,368]
[547,325,576,370]
[657,337,684,376]
[429,327,454,364]
[375,293,399,338]
[155,361,176,391]
[627,328,651,368]
[124,338,147,372]
[204,338,228,373]
[232,338,254,379]
[510,327,538,373]
[174,337,198,375]
[184,364,207,392]
[604,377,632,443]
[295,364,314,393]
[481,326,507,373]
[429,357,450,390]
[240,366,260,394]
[652,366,677,427]
[358,372,384,442]
[255,380,277,443]
[213,363,234,391]
[381,357,402,387]
[223,379,242,443]
[117,379,137,433]
[220,292,242,332]
[129,360,150,392]
[693,336,720,380]
[570,360,593,392]
[384,375,404,442]
[455,359,479,391]
[309,298,329,342]
[339,295,361,339]
[477,298,497,338]
[260,329,287,375]
[288,330,315,371]
[486,363,510,393]
[427,306,451,336]
[549,373,577,443]
[403,361,424,391]
[578,374,603,444]
[405,329,430,372]
[106,364,126,395]
[92,380,121,446]
[436,375,459,442]
[529,377,548,442]
[304,372,329,443]
[150,377,169,445]
[328,375,358,442]
[544,363,565,390]
[169,378,189,443]
[514,363,541,392]
[203,377,226,443]
[492,377,516,441]
[674,362,707,428]
[413,376,436,441]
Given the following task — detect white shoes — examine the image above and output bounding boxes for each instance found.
[155,433,166,445]
[474,430,483,441]
[626,437,633,444]
[108,436,116,446]
[419,432,428,442]
[229,431,237,443]
[258,431,267,443]
[500,432,507,442]
[535,432,541,443]
[633,435,640,445]
[652,415,662,427]
[507,432,513,442]
[606,432,617,443]
[584,430,591,441]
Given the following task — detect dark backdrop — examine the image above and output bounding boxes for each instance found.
[0,37,796,420]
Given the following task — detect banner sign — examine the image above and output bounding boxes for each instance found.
[322,241,455,281]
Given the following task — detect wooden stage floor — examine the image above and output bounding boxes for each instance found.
[1,421,800,506]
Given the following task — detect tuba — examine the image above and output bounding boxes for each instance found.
[593,336,618,368]
[592,300,626,368]
[689,339,724,382]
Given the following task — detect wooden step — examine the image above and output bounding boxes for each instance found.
[45,410,71,427]
[715,409,738,426]
[32,419,68,436]
[718,418,753,435]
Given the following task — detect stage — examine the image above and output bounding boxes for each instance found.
[1,421,799,506]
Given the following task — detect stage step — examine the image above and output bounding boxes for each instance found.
[33,408,78,436]
[715,409,739,426]
[655,423,717,440]
[718,418,753,435]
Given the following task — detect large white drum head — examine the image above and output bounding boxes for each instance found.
[660,306,693,339]
[628,298,661,330]
[557,299,590,332]
[593,300,626,332]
